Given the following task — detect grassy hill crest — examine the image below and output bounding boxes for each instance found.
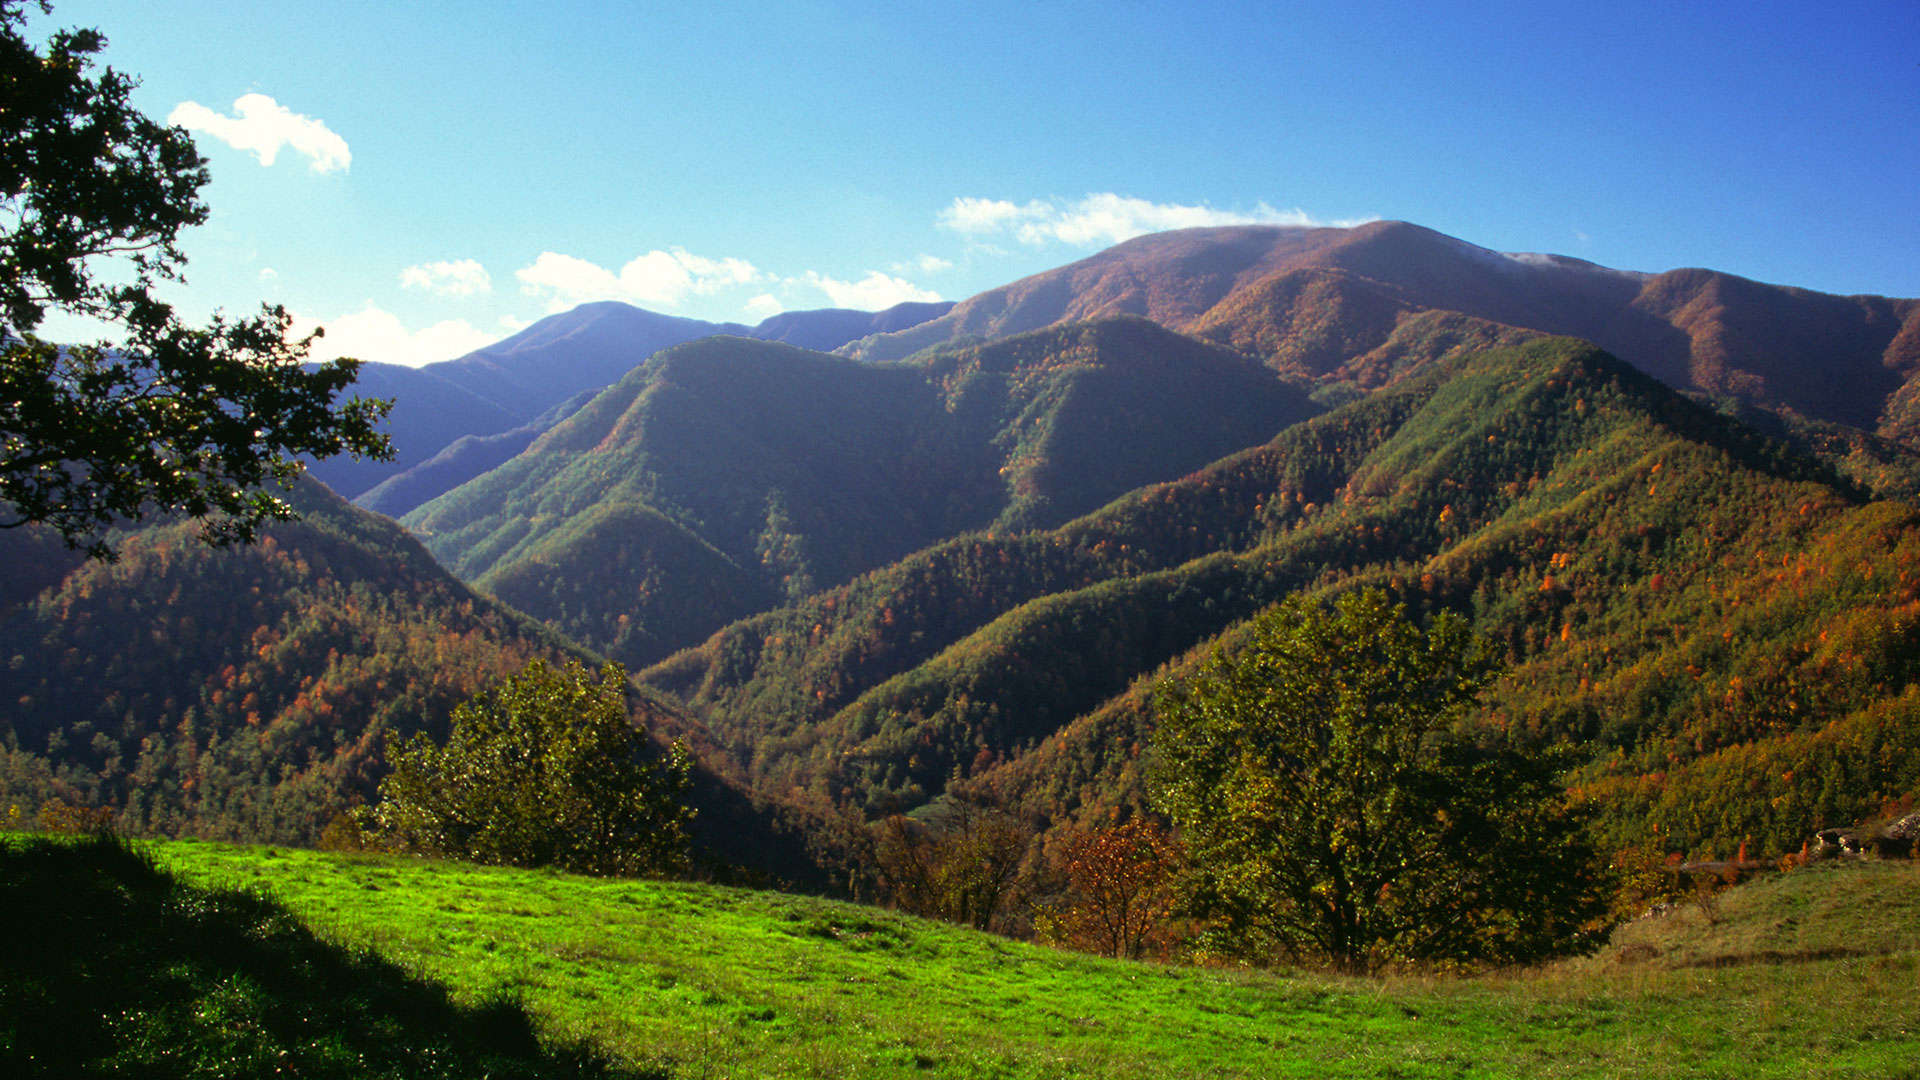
[8,833,1915,1079]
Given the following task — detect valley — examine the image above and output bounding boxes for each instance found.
[6,219,1920,975]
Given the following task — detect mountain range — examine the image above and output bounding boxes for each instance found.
[645,335,1919,859]
[6,220,1920,881]
[308,300,956,512]
[402,318,1322,669]
[844,221,1920,432]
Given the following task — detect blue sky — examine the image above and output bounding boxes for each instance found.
[33,0,1920,367]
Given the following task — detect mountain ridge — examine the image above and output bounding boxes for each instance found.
[842,221,1920,438]
[305,299,958,507]
[639,334,1919,859]
[402,319,1321,669]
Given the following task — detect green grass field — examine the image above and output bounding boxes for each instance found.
[5,835,1917,1078]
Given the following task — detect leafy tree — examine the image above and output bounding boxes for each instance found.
[872,794,1031,931]
[366,658,694,876]
[1152,589,1605,972]
[1044,816,1183,959]
[0,0,389,558]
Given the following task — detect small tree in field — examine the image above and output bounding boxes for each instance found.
[367,658,693,876]
[1046,817,1183,959]
[1153,589,1605,973]
[873,794,1030,931]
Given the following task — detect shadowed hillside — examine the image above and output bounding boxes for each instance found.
[0,834,652,1076]
[0,836,643,1079]
[405,320,1320,669]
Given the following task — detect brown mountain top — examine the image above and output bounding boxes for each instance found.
[844,221,1920,438]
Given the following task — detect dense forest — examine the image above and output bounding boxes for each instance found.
[403,319,1321,669]
[643,336,1920,859]
[0,479,586,841]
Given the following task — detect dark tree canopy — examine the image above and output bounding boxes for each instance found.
[1152,589,1606,972]
[0,0,389,558]
[366,658,695,877]
[872,794,1031,931]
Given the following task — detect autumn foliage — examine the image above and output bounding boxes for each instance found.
[1041,818,1183,959]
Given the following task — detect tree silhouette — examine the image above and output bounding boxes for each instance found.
[0,0,389,558]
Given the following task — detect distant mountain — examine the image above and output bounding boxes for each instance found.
[644,336,1920,860]
[842,221,1920,438]
[300,362,521,501]
[351,388,600,520]
[433,302,752,422]
[352,424,546,520]
[743,301,955,352]
[304,304,726,500]
[306,299,956,504]
[430,298,956,420]
[841,225,1369,361]
[402,318,1321,669]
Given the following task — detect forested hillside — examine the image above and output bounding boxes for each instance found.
[0,479,591,842]
[404,319,1321,669]
[644,336,1920,858]
[309,299,956,509]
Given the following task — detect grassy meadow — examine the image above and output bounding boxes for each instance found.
[4,834,1917,1078]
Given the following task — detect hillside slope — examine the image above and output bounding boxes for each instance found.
[405,320,1320,669]
[86,839,1919,1080]
[646,337,1920,857]
[0,478,588,842]
[308,300,956,504]
[0,481,828,881]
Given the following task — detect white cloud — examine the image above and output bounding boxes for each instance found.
[939,193,1371,247]
[744,293,785,319]
[292,304,495,368]
[936,197,1052,235]
[167,93,351,173]
[890,253,954,275]
[400,258,492,297]
[801,271,942,310]
[514,248,762,312]
[257,267,278,281]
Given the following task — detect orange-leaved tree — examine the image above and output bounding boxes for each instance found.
[1046,817,1183,959]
